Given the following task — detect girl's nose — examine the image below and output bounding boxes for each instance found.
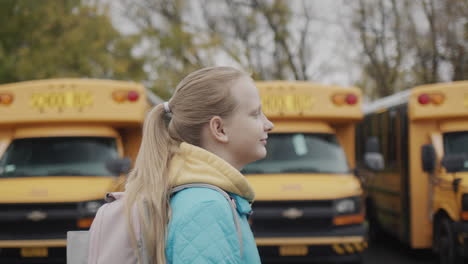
[264,117,274,132]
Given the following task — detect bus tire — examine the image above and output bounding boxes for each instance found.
[438,217,462,264]
[367,200,381,243]
[433,213,442,254]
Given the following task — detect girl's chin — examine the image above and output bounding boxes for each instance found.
[243,146,267,164]
[255,148,267,160]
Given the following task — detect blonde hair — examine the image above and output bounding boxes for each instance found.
[125,66,249,263]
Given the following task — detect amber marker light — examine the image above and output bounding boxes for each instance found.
[0,93,14,105]
[332,94,346,106]
[461,212,468,221]
[77,218,94,228]
[112,91,127,103]
[333,213,365,226]
[430,93,445,105]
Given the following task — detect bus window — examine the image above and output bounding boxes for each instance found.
[443,132,468,172]
[0,137,119,177]
[242,133,349,174]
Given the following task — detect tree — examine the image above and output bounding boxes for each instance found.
[351,0,468,99]
[119,0,212,98]
[119,0,337,95]
[202,0,317,81]
[0,0,145,84]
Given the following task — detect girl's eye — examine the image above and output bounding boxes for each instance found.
[252,108,262,117]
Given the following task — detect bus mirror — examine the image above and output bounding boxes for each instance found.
[106,157,132,176]
[441,154,468,173]
[365,137,380,153]
[364,152,384,171]
[421,144,436,173]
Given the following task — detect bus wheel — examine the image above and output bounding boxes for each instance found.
[367,202,381,243]
[368,214,381,243]
[438,217,462,264]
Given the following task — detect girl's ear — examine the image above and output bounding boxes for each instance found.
[209,116,229,143]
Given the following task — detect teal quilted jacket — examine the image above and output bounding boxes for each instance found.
[166,187,261,264]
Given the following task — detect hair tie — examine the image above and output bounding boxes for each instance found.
[163,102,171,114]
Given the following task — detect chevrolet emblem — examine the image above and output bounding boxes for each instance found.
[282,208,304,220]
[26,210,47,222]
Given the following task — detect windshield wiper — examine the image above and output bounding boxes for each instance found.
[47,170,87,176]
[0,173,33,177]
[241,168,266,174]
[281,168,322,173]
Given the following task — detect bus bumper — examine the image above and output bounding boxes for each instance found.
[255,224,367,263]
[0,239,66,264]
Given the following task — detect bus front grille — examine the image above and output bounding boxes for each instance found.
[0,203,80,240]
[250,200,334,237]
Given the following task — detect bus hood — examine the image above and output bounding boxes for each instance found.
[246,174,362,201]
[0,176,116,203]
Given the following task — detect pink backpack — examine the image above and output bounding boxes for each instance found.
[88,192,144,264]
[66,183,241,264]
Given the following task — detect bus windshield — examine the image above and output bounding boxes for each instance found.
[0,137,119,177]
[444,131,468,171]
[242,133,349,174]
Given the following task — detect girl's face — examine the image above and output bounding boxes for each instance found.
[224,76,274,168]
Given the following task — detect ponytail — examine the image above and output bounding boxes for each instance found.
[125,104,175,264]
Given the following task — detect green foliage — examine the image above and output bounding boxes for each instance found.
[0,0,144,84]
[122,0,210,97]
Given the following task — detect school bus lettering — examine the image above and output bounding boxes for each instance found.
[262,94,315,114]
[30,91,94,110]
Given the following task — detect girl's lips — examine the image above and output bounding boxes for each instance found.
[260,139,267,145]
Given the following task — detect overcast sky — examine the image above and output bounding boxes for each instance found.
[109,1,360,87]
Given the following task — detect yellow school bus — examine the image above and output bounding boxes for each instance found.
[0,79,159,262]
[357,81,468,263]
[243,81,367,263]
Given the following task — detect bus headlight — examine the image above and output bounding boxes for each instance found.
[333,197,364,226]
[85,201,103,214]
[79,200,105,215]
[334,197,359,214]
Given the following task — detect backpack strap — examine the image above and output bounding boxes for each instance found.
[171,183,243,257]
[104,192,124,202]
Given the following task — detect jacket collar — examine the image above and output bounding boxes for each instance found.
[168,142,255,202]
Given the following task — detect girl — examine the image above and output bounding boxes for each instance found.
[125,66,274,263]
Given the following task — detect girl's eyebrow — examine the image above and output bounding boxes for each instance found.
[249,105,262,114]
[251,105,262,113]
